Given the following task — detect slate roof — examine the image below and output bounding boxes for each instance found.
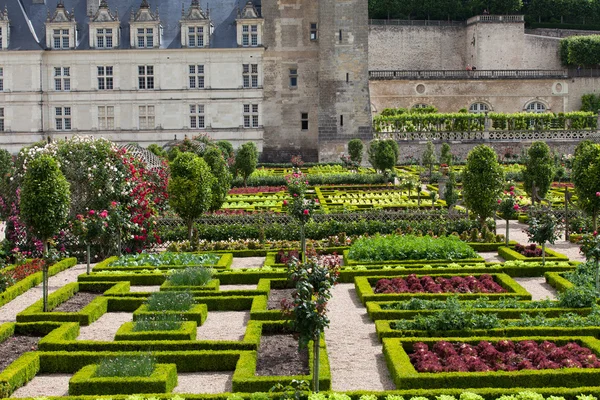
[3,0,261,51]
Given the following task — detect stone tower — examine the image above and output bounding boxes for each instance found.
[261,0,372,162]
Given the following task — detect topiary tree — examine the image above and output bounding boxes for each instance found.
[235,142,258,186]
[526,213,560,266]
[347,139,364,165]
[203,147,232,212]
[462,145,504,228]
[572,140,600,231]
[216,140,234,159]
[497,187,521,245]
[422,140,437,179]
[523,141,554,204]
[20,155,70,312]
[440,142,453,166]
[168,152,215,243]
[368,139,399,175]
[444,171,459,209]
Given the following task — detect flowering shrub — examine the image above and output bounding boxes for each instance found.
[291,155,305,168]
[514,243,543,257]
[0,259,45,294]
[409,340,600,372]
[374,274,506,294]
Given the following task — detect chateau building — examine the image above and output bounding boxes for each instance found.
[0,0,372,161]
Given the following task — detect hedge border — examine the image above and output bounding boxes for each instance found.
[0,258,77,308]
[545,272,576,292]
[114,321,197,341]
[68,363,178,396]
[93,253,233,272]
[249,279,292,321]
[343,250,485,266]
[160,279,220,292]
[16,282,108,326]
[383,336,600,389]
[133,304,208,325]
[354,273,531,304]
[232,320,331,392]
[498,246,569,262]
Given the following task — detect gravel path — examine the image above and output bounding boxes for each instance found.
[219,284,257,291]
[10,374,71,398]
[128,286,161,293]
[230,257,265,269]
[513,277,559,300]
[77,312,133,341]
[173,372,233,394]
[325,284,395,391]
[0,263,87,323]
[196,311,250,341]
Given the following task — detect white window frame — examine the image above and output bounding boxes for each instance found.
[53,29,70,49]
[96,28,113,48]
[97,66,114,90]
[310,23,318,41]
[468,102,489,114]
[139,105,155,129]
[55,106,72,131]
[242,25,249,46]
[188,65,205,89]
[0,27,3,49]
[251,25,258,46]
[243,64,258,88]
[289,68,298,88]
[0,67,3,91]
[188,26,205,47]
[98,105,115,130]
[243,103,259,128]
[138,65,154,90]
[137,28,154,48]
[0,107,4,132]
[189,104,205,129]
[54,67,71,91]
[525,101,546,113]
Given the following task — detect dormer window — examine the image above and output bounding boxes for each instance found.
[188,26,204,47]
[89,1,120,49]
[45,1,77,50]
[130,0,161,49]
[53,29,70,49]
[180,0,212,48]
[96,28,113,48]
[0,6,10,50]
[137,28,154,48]
[236,2,263,48]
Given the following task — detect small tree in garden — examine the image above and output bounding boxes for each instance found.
[462,145,504,229]
[572,141,600,231]
[71,209,111,274]
[368,139,399,176]
[348,138,364,165]
[523,141,554,204]
[526,212,561,266]
[580,233,600,294]
[216,140,234,159]
[444,171,459,209]
[284,171,318,262]
[422,140,436,179]
[20,155,70,312]
[235,142,258,186]
[284,255,339,392]
[497,186,521,245]
[440,142,453,166]
[203,147,232,212]
[168,152,215,243]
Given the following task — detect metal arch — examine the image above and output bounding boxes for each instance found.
[120,143,163,170]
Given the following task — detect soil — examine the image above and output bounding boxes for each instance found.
[255,334,309,376]
[52,292,99,312]
[0,335,41,371]
[267,289,295,310]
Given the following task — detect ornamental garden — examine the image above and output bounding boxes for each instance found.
[1,135,600,400]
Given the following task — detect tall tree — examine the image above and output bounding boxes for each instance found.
[523,141,555,204]
[203,147,233,212]
[235,142,259,186]
[572,140,600,231]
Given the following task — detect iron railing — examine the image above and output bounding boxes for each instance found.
[369,70,569,80]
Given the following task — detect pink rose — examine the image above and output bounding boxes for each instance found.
[283,200,288,206]
[303,209,309,215]
[510,186,515,191]
[99,210,108,218]
[497,199,502,204]
[513,204,519,210]
[293,193,298,197]
[89,210,95,216]
[596,192,600,197]
[111,201,118,208]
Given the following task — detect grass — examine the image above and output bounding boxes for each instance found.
[167,266,214,287]
[132,314,184,332]
[146,291,195,311]
[95,354,156,377]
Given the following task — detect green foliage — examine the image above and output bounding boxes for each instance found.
[440,143,452,166]
[167,266,214,286]
[581,94,600,112]
[217,140,235,158]
[146,291,195,311]
[348,234,478,262]
[95,354,156,377]
[368,139,399,173]
[462,145,504,226]
[558,286,597,308]
[523,142,554,201]
[348,139,364,164]
[383,296,560,311]
[20,155,71,243]
[203,147,233,211]
[444,172,459,209]
[526,213,561,247]
[108,252,219,267]
[132,314,184,331]
[235,142,259,186]
[147,144,167,158]
[422,141,437,178]
[168,152,215,240]
[559,35,600,66]
[572,141,600,229]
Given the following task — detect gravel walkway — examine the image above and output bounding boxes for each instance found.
[128,285,161,293]
[77,312,133,341]
[513,277,559,301]
[173,372,233,394]
[10,374,71,398]
[230,257,265,269]
[219,284,257,291]
[325,284,395,391]
[0,263,87,323]
[196,311,250,341]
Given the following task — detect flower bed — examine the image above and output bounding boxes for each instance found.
[498,246,569,263]
[374,274,506,294]
[408,340,600,372]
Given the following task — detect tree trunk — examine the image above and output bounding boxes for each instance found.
[595,259,600,294]
[43,241,49,312]
[313,331,320,392]
[187,221,194,243]
[300,224,306,263]
[505,218,510,246]
[542,242,546,266]
[594,213,598,233]
[86,243,91,275]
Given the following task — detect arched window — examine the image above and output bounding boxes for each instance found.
[469,102,489,114]
[525,101,546,113]
[412,103,428,109]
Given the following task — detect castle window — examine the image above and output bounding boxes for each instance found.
[289,69,298,88]
[190,104,205,129]
[189,65,205,89]
[53,29,70,49]
[96,28,113,48]
[251,25,258,46]
[525,101,546,113]
[243,64,258,88]
[243,104,259,128]
[55,106,72,130]
[98,106,115,130]
[0,107,4,132]
[0,67,3,91]
[139,105,155,129]
[468,103,489,114]
[413,104,429,109]
[97,66,114,90]
[0,27,3,49]
[301,113,308,130]
[242,25,249,46]
[188,26,204,47]
[138,65,154,89]
[310,23,318,41]
[137,28,154,48]
[54,67,71,91]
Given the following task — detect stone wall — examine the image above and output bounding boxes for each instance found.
[525,28,600,38]
[522,35,562,70]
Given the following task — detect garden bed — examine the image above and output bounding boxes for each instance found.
[498,246,569,262]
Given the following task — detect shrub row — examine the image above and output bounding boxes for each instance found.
[114,321,197,341]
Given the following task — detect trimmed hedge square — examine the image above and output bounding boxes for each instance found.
[68,363,177,395]
[114,321,197,341]
[133,304,208,325]
[160,279,220,292]
[343,250,485,267]
[498,246,569,262]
